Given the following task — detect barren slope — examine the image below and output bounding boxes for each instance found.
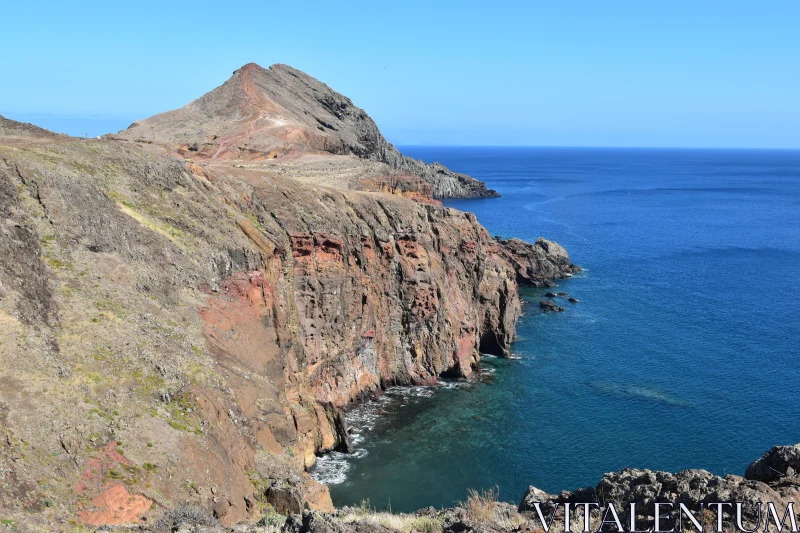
[114,63,498,198]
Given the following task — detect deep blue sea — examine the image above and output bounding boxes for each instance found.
[312,147,800,512]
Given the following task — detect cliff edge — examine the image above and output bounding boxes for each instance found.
[0,115,574,528]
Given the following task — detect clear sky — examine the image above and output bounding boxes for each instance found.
[3,1,799,148]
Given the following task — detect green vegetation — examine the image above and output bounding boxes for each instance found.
[157,392,204,435]
[245,210,266,232]
[45,256,74,271]
[256,504,286,528]
[68,527,95,533]
[108,189,192,247]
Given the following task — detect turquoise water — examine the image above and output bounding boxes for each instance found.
[312,147,800,512]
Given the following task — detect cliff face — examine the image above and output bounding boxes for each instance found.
[114,63,498,199]
[0,116,575,528]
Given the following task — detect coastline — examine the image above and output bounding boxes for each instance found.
[1,63,799,531]
[0,109,579,529]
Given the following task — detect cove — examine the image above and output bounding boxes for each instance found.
[311,147,800,513]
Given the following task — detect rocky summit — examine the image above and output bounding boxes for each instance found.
[0,101,574,531]
[113,63,498,199]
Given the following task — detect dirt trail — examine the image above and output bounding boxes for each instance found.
[211,65,287,159]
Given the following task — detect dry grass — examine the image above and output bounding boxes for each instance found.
[341,500,443,533]
[464,487,499,524]
[362,514,443,533]
[462,487,527,530]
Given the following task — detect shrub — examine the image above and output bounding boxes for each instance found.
[464,487,499,525]
[154,505,217,531]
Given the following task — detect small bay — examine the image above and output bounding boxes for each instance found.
[312,147,800,512]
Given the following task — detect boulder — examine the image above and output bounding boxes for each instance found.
[746,443,800,482]
[519,485,557,514]
[539,300,562,313]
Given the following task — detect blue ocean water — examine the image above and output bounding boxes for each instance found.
[312,147,800,512]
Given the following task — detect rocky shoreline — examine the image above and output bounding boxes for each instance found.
[13,442,793,532]
[2,63,791,533]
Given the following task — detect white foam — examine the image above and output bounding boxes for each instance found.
[314,383,445,485]
[311,451,351,485]
[436,380,464,389]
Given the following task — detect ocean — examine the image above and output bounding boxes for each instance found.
[311,147,800,512]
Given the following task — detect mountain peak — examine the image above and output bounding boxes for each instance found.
[116,64,498,198]
[234,62,268,75]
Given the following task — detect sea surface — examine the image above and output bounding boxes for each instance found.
[311,147,800,512]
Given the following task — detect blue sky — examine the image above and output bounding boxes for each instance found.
[3,1,799,148]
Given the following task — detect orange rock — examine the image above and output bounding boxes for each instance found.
[78,484,153,526]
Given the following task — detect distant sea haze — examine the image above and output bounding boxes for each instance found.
[312,146,800,512]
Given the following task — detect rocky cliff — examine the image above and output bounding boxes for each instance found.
[114,63,498,199]
[0,116,576,529]
[496,237,582,288]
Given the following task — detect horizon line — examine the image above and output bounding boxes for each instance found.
[3,111,799,152]
[396,144,800,151]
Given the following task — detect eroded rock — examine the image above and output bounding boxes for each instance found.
[746,443,800,482]
[496,237,580,288]
[539,300,563,313]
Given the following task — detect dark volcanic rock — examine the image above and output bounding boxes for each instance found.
[746,444,800,482]
[496,237,580,287]
[568,297,579,303]
[519,486,557,514]
[519,455,800,523]
[545,291,557,298]
[539,299,562,313]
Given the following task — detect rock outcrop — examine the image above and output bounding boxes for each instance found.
[519,444,800,529]
[496,237,581,288]
[746,443,800,482]
[0,116,572,528]
[539,299,563,313]
[114,63,498,199]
